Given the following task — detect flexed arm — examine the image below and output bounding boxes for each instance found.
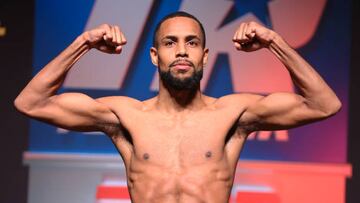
[14,24,127,133]
[232,22,341,131]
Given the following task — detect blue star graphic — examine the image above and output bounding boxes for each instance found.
[218,0,273,29]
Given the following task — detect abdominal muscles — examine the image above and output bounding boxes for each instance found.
[127,154,234,203]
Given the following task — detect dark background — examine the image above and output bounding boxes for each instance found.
[0,0,358,202]
[0,0,33,203]
[346,0,360,202]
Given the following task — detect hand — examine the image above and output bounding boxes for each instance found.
[232,21,278,52]
[82,24,127,54]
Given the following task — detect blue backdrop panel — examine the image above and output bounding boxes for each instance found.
[31,0,350,163]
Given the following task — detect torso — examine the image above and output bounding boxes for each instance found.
[105,94,250,203]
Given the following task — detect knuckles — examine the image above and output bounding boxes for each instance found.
[82,23,126,54]
[100,23,111,29]
[234,21,276,42]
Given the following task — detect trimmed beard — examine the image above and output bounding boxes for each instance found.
[159,67,203,91]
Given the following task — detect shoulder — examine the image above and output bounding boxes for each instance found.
[95,95,161,111]
[214,93,266,132]
[96,95,140,105]
[214,93,264,109]
[95,96,145,111]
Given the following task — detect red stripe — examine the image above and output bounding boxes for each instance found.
[236,192,280,203]
[96,186,130,199]
[96,186,280,202]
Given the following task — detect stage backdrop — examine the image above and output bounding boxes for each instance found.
[31,0,350,163]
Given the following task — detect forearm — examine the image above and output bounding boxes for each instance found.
[14,34,90,112]
[268,36,341,114]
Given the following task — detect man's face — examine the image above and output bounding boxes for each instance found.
[150,17,208,90]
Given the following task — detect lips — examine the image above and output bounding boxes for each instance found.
[170,60,194,72]
[174,63,191,71]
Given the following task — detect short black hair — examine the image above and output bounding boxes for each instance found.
[152,11,206,48]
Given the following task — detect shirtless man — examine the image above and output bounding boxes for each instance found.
[14,12,341,203]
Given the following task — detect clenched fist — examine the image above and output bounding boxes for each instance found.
[81,24,127,54]
[232,21,279,52]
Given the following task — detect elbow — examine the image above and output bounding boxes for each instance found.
[14,96,28,114]
[322,99,342,118]
[14,94,52,118]
[14,95,36,116]
[332,99,342,115]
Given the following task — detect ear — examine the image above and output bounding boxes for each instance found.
[150,47,158,67]
[202,48,209,67]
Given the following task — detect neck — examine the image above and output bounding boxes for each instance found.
[156,80,205,112]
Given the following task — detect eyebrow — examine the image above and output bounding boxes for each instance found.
[162,35,177,42]
[185,35,201,42]
[161,35,201,42]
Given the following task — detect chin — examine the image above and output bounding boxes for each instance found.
[159,68,203,90]
[173,74,192,81]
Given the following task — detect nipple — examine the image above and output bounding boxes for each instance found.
[205,151,212,158]
[143,153,150,160]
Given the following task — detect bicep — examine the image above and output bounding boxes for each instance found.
[28,93,119,132]
[240,93,327,131]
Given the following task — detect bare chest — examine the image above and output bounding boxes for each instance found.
[116,109,243,167]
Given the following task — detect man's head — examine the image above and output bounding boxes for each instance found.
[153,11,206,48]
[150,11,209,91]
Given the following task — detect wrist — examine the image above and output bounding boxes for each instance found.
[269,33,292,54]
[60,33,91,71]
[73,32,91,51]
[268,33,291,51]
[268,33,299,66]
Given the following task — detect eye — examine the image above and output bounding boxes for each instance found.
[164,41,175,47]
[187,40,199,47]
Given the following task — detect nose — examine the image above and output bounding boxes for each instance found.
[176,43,188,58]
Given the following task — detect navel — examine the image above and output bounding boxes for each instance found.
[205,151,212,158]
[143,153,150,160]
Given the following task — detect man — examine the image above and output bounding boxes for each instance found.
[15,11,341,203]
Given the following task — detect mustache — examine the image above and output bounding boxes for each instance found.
[169,58,195,68]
